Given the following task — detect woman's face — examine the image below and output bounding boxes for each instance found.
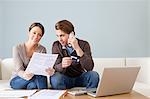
[55,30,69,46]
[28,26,43,44]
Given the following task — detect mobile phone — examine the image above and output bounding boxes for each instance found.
[68,31,75,47]
[69,31,75,38]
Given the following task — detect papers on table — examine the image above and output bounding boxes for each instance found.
[29,89,67,99]
[26,52,58,76]
[0,89,67,99]
[0,90,37,98]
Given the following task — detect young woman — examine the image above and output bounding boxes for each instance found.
[10,22,55,89]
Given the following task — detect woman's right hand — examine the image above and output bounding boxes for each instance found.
[23,71,34,80]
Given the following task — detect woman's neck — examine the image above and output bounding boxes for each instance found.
[25,41,38,58]
[25,41,38,50]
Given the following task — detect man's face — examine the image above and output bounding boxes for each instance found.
[55,30,69,46]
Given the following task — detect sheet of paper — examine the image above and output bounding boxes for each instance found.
[26,52,58,76]
[29,89,67,99]
[0,90,37,98]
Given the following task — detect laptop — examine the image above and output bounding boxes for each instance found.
[87,67,140,97]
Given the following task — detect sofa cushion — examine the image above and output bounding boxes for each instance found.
[1,58,15,80]
[93,58,125,75]
[1,58,126,80]
[133,82,150,98]
[0,80,12,90]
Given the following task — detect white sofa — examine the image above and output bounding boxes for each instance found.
[0,58,150,97]
[0,58,15,90]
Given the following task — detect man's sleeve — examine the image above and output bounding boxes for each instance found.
[79,41,94,71]
[52,42,66,73]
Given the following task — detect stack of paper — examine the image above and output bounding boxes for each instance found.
[0,90,37,98]
[29,89,67,99]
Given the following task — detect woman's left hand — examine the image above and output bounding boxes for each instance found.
[45,67,55,76]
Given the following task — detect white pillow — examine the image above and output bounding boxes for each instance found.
[1,58,15,80]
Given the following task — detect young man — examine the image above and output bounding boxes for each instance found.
[50,20,99,89]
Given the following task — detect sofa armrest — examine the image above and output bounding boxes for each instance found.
[1,58,15,80]
[133,82,150,98]
[126,57,150,85]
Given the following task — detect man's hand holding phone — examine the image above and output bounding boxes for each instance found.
[68,32,84,57]
[68,32,79,50]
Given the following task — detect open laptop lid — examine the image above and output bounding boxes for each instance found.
[90,67,140,97]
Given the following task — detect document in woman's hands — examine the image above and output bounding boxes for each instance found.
[26,52,58,76]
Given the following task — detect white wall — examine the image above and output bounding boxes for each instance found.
[0,0,148,58]
[0,2,3,59]
[148,0,150,56]
[0,1,2,79]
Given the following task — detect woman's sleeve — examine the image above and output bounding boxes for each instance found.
[13,46,25,77]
